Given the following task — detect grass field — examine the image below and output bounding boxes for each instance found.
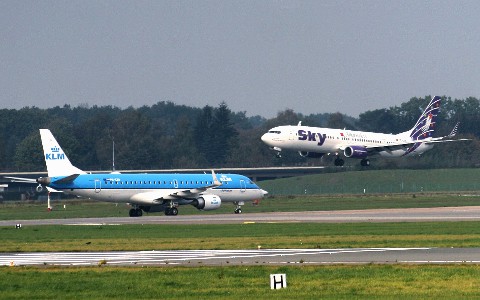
[2,265,480,299]
[2,221,480,252]
[260,168,480,195]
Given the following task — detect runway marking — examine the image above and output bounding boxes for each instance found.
[0,248,430,266]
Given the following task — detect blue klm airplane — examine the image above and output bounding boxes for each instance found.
[34,129,267,217]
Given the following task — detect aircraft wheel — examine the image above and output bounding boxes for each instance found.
[136,208,143,217]
[234,208,242,214]
[171,207,178,216]
[129,209,137,217]
[334,158,344,166]
[360,159,370,166]
[165,208,171,216]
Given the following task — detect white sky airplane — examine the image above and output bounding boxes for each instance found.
[27,129,267,217]
[261,96,468,166]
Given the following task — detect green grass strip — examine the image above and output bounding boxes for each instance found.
[2,265,480,299]
[3,222,480,252]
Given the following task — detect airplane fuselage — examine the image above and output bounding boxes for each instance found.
[46,173,265,205]
[261,125,433,158]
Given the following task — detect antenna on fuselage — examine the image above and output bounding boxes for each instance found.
[112,137,115,172]
[110,135,121,174]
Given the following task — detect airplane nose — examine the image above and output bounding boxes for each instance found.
[261,133,270,144]
[261,189,268,197]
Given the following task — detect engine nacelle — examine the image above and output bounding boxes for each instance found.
[192,195,222,211]
[344,146,368,159]
[298,151,325,158]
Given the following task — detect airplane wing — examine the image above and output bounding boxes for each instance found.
[365,143,415,154]
[129,170,223,203]
[344,137,471,156]
[337,142,415,154]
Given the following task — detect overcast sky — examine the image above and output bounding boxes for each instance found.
[2,1,479,118]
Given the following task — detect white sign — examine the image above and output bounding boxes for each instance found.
[270,273,287,289]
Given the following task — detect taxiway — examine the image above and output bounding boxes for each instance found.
[1,206,480,226]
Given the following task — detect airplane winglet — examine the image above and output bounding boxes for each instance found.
[211,170,222,187]
[448,122,460,137]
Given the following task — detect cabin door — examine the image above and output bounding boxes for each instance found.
[94,179,101,193]
[240,180,246,193]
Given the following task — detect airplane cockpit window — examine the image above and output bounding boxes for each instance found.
[268,130,281,134]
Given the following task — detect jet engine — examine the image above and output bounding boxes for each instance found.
[192,195,222,211]
[298,151,325,158]
[344,146,368,159]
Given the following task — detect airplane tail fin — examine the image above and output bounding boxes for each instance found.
[39,129,86,177]
[409,96,441,141]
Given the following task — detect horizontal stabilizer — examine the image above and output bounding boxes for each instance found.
[424,138,471,144]
[4,176,37,183]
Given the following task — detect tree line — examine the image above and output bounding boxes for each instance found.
[1,96,479,172]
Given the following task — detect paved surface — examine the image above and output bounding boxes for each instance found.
[2,206,480,226]
[2,248,480,266]
[3,207,480,267]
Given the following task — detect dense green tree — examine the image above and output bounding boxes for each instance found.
[326,112,353,129]
[109,109,160,170]
[192,103,239,166]
[13,132,43,171]
[168,115,200,168]
[212,102,238,165]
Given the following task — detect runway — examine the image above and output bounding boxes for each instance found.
[3,248,480,266]
[2,206,480,226]
[3,207,480,267]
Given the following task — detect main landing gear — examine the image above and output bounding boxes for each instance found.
[360,158,370,167]
[334,156,345,166]
[129,207,143,217]
[165,207,178,216]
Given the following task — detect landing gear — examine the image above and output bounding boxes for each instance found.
[234,201,244,214]
[272,147,282,158]
[129,208,143,217]
[360,158,370,167]
[165,207,178,216]
[334,157,345,166]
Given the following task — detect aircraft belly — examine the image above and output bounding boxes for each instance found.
[378,149,406,158]
[64,189,151,204]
